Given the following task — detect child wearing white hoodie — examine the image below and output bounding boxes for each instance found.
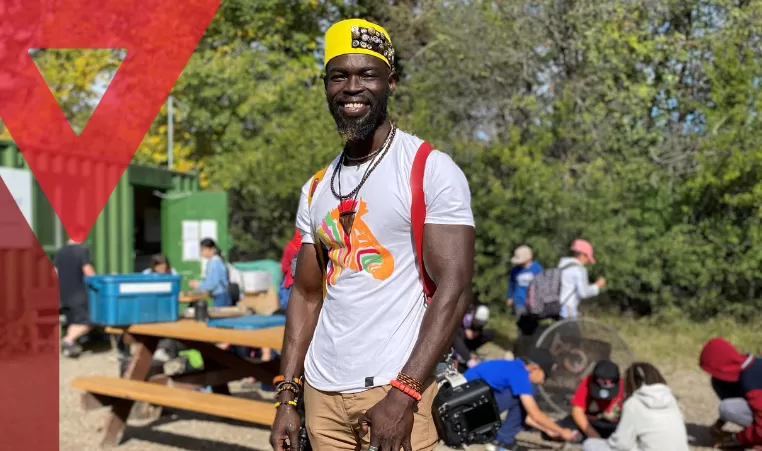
[582,362,690,451]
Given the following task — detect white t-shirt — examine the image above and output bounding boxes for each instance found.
[296,129,474,393]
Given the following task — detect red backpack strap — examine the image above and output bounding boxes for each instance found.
[411,141,437,303]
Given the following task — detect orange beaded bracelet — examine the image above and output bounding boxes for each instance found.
[273,375,302,386]
[391,379,422,402]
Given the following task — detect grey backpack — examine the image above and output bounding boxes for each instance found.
[525,261,580,318]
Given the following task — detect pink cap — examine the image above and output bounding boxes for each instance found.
[571,239,596,263]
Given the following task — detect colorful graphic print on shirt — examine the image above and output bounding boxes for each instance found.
[316,198,395,285]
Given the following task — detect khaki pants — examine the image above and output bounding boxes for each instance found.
[304,380,439,451]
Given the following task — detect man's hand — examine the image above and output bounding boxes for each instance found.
[595,278,607,289]
[188,280,199,289]
[360,389,416,451]
[269,404,302,451]
[505,299,513,308]
[464,328,475,340]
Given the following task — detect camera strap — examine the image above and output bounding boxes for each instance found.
[438,352,468,389]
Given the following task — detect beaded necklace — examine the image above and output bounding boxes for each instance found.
[330,123,396,234]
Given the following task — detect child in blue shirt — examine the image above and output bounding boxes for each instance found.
[464,348,576,450]
[506,245,543,317]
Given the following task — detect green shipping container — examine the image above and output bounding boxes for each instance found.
[0,140,229,293]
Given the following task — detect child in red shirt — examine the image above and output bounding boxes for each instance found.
[700,337,762,450]
[554,360,624,441]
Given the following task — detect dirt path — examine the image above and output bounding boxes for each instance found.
[60,350,720,451]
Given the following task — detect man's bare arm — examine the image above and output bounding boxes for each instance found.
[278,244,325,389]
[83,264,96,277]
[399,223,475,386]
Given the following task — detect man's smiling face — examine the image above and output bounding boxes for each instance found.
[324,53,396,142]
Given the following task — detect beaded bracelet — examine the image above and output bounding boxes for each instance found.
[391,379,422,402]
[396,372,423,395]
[273,375,302,386]
[275,380,301,397]
[274,400,298,408]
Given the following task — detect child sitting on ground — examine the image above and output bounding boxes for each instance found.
[700,337,762,450]
[464,348,576,451]
[553,360,624,440]
[582,362,689,451]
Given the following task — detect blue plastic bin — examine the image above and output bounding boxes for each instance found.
[86,274,182,326]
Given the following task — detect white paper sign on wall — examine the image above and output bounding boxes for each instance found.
[0,167,34,248]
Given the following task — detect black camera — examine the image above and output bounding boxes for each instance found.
[297,394,311,451]
[432,377,502,447]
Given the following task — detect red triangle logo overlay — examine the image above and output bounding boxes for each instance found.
[29,48,127,137]
[0,175,59,451]
[0,0,221,242]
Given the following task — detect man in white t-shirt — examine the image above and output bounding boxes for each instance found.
[270,18,476,451]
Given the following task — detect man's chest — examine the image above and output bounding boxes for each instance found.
[309,169,414,283]
[311,165,412,238]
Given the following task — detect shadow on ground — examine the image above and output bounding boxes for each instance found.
[122,410,272,450]
[133,405,274,431]
[493,329,516,351]
[123,428,268,451]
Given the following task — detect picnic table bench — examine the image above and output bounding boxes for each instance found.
[72,319,284,448]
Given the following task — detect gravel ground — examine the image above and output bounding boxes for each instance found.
[60,348,721,451]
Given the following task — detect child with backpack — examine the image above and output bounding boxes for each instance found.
[506,245,543,318]
[556,239,606,319]
[515,239,605,357]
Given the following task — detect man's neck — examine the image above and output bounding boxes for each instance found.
[343,119,392,165]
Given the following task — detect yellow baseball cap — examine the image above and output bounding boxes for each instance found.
[324,19,394,68]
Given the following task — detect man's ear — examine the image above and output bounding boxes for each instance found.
[388,68,398,94]
[322,73,328,89]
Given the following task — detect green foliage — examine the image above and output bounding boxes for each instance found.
[8,0,762,320]
[388,0,762,319]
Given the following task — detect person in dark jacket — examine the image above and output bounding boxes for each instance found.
[452,305,494,370]
[54,238,96,358]
[699,337,762,449]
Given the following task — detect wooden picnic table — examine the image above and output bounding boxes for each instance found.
[178,291,211,303]
[71,319,284,448]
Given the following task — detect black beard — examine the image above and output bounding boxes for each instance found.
[329,94,389,143]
